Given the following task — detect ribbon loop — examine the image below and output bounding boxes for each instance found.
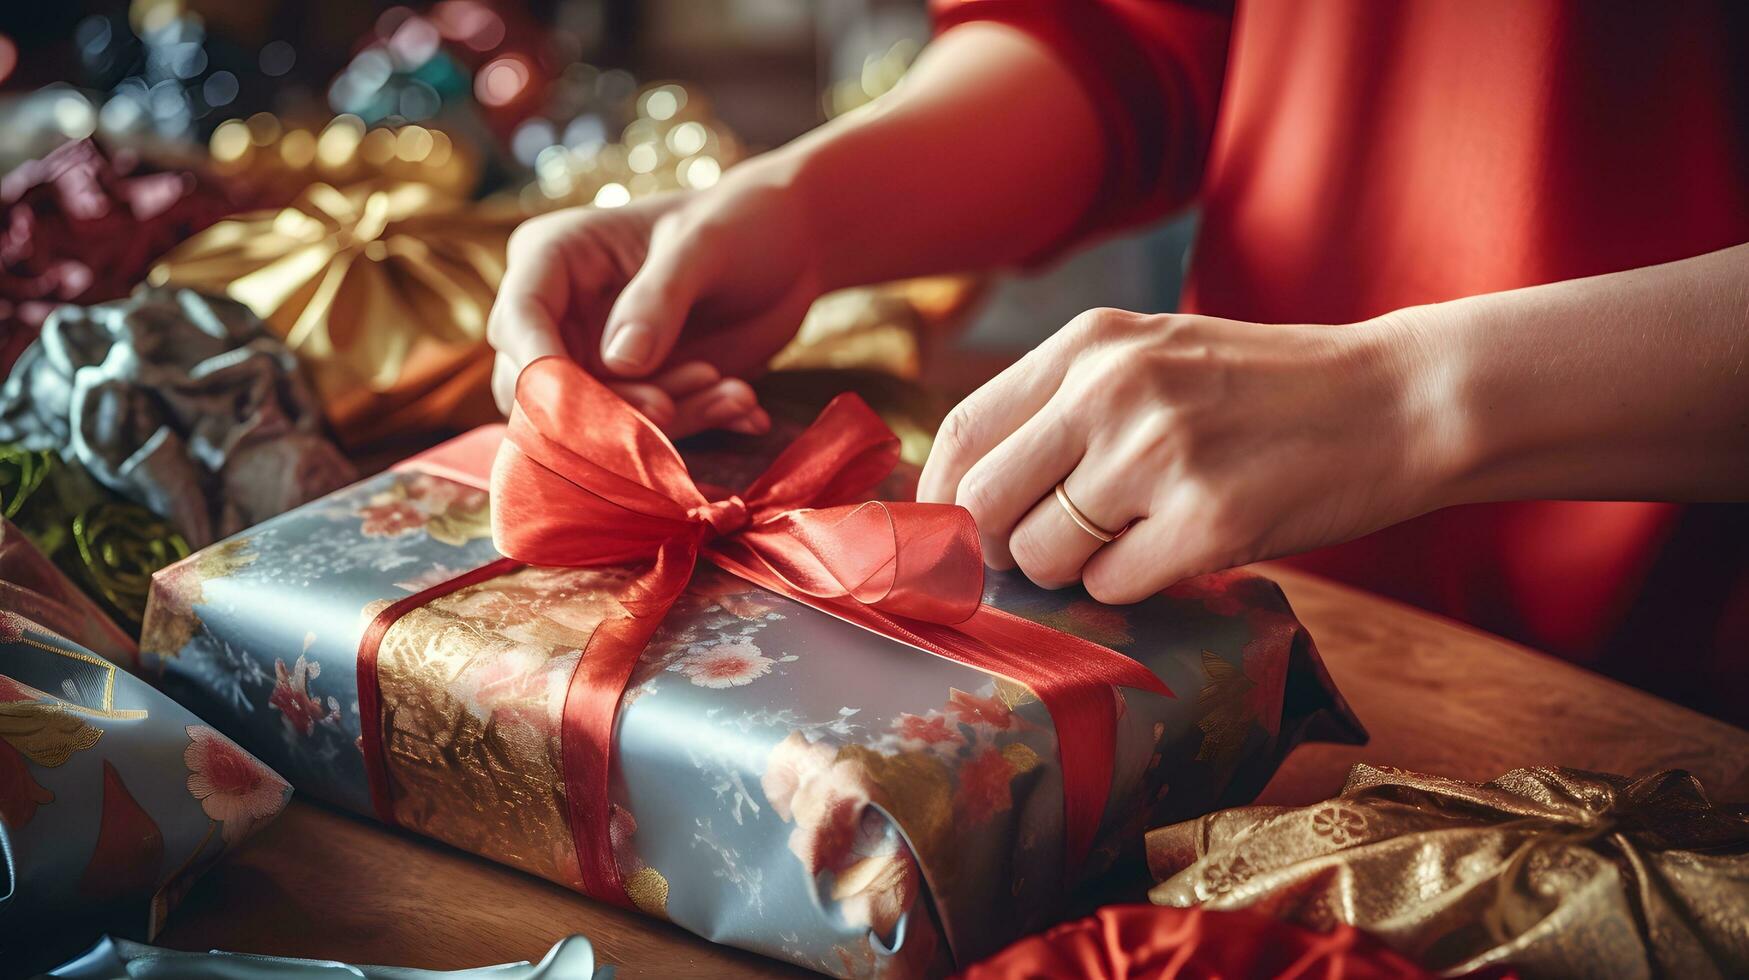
[478,356,1173,914]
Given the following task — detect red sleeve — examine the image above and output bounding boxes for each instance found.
[930,0,1233,257]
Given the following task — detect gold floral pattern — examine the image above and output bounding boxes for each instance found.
[1194,650,1254,767]
[1310,805,1366,846]
[0,679,104,768]
[1148,765,1749,978]
[371,563,633,891]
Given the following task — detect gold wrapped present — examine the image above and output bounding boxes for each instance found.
[1147,764,1749,979]
[150,181,518,449]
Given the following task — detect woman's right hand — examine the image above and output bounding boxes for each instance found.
[487,164,826,436]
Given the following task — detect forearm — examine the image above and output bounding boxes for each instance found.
[732,22,1105,291]
[1399,243,1749,505]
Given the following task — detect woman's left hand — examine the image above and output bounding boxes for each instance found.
[915,307,1449,602]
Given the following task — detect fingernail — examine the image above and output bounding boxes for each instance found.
[603,323,654,371]
[704,392,750,421]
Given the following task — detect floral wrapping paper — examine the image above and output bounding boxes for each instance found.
[139,427,1362,978]
[0,608,291,952]
[1146,764,1749,979]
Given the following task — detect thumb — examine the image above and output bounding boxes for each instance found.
[600,217,717,377]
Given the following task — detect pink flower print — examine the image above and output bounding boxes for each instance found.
[184,724,290,845]
[358,499,426,538]
[832,809,921,938]
[955,746,1016,825]
[762,730,839,823]
[762,732,868,874]
[761,732,922,937]
[403,473,466,509]
[450,643,564,733]
[269,654,339,736]
[890,711,962,750]
[673,640,775,689]
[1163,568,1264,616]
[947,688,1013,730]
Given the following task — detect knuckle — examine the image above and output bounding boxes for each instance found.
[1070,307,1132,339]
[954,470,1003,530]
[507,214,559,256]
[933,406,978,468]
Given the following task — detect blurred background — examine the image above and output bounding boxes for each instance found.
[0,0,1195,363]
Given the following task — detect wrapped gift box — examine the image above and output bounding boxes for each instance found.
[141,414,1361,978]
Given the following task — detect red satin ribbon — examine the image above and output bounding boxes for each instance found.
[360,356,1173,911]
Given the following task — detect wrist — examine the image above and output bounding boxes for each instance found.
[1363,304,1488,514]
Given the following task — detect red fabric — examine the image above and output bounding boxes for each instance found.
[402,357,1170,906]
[957,905,1451,980]
[933,0,1749,672]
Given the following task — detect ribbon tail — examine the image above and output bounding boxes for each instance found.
[560,537,699,907]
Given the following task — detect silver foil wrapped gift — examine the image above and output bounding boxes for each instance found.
[139,417,1362,978]
[0,286,355,550]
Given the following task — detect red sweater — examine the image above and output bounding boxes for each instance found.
[934,0,1749,715]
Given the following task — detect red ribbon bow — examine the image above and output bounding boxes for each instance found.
[366,356,1172,909]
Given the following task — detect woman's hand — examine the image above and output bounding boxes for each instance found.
[487,163,827,435]
[916,308,1444,602]
[486,21,1113,436]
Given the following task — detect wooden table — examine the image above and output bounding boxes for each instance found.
[145,565,1749,978]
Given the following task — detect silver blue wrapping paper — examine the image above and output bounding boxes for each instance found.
[139,426,1362,978]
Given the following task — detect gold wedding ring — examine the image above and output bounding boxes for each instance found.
[1054,481,1120,543]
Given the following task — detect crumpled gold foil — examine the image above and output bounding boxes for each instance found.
[149,181,519,449]
[1147,764,1749,979]
[768,275,983,384]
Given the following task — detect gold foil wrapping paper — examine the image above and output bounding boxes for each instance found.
[1147,764,1749,979]
[150,181,519,449]
[368,563,632,896]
